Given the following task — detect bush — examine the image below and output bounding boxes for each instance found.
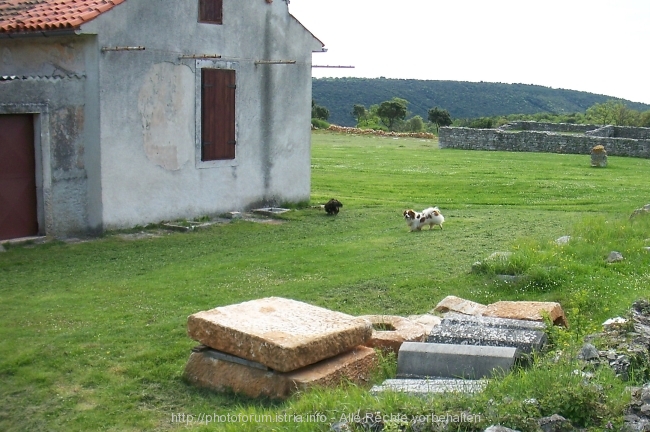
[311,118,330,129]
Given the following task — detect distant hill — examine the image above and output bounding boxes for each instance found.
[312,77,650,127]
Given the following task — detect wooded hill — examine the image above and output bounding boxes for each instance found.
[312,77,650,127]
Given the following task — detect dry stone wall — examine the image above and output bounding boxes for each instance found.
[439,126,650,158]
[586,125,650,140]
[500,121,600,134]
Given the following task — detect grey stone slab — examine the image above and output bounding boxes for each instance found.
[441,312,547,331]
[370,378,487,396]
[428,322,547,354]
[397,342,519,379]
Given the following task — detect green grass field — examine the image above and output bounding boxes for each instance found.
[1,131,649,431]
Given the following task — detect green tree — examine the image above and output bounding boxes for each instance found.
[376,98,408,130]
[312,100,330,121]
[640,111,650,127]
[427,107,453,132]
[406,116,424,132]
[586,100,623,125]
[352,104,367,126]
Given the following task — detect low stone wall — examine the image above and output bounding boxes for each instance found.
[439,127,650,158]
[586,125,650,140]
[500,121,600,134]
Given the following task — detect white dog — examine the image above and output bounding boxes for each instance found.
[403,207,444,231]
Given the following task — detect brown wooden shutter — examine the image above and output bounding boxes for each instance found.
[198,0,223,24]
[201,69,236,161]
[0,114,38,240]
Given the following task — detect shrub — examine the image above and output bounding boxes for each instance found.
[311,118,330,129]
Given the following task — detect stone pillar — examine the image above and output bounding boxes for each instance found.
[591,145,607,167]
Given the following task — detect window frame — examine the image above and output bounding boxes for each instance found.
[198,0,223,25]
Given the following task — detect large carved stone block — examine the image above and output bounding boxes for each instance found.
[187,297,373,372]
[183,345,377,399]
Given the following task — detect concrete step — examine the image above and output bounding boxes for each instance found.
[397,342,519,379]
[370,378,487,396]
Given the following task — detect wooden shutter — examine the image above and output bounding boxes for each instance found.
[0,114,38,240]
[198,0,223,24]
[201,69,236,161]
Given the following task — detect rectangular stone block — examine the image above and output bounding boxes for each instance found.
[183,345,376,399]
[397,342,519,379]
[441,312,547,331]
[371,378,487,396]
[187,297,373,372]
[427,322,547,354]
[483,301,568,327]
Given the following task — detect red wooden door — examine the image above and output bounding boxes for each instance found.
[0,114,39,240]
[201,69,236,161]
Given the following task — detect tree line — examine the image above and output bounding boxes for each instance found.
[312,77,650,127]
[312,98,650,132]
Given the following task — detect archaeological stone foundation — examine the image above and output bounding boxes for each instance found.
[439,121,650,158]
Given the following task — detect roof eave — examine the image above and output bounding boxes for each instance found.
[0,28,81,39]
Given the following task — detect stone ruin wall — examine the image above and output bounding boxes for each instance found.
[500,121,601,134]
[439,122,650,158]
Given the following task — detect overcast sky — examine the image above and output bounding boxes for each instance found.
[289,0,650,105]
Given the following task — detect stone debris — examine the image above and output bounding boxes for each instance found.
[603,317,628,327]
[370,378,488,396]
[187,297,372,372]
[555,235,571,245]
[484,427,520,432]
[630,203,650,219]
[432,295,487,316]
[359,315,428,354]
[537,414,572,432]
[406,314,442,335]
[483,301,568,327]
[577,343,600,361]
[606,251,625,263]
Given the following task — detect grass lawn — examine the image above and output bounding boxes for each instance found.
[1,131,649,431]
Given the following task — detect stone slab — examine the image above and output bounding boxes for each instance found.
[397,342,519,379]
[441,312,547,331]
[432,295,487,316]
[407,314,442,335]
[427,323,547,354]
[183,345,376,399]
[483,301,568,327]
[187,297,372,372]
[359,315,428,354]
[370,378,487,396]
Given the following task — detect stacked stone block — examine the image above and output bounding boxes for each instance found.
[183,297,375,399]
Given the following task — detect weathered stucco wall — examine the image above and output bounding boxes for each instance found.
[83,0,320,229]
[1,0,320,237]
[439,127,650,158]
[0,35,102,237]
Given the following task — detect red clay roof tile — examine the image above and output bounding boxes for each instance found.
[0,0,127,34]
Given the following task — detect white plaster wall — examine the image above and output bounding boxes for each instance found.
[82,0,322,229]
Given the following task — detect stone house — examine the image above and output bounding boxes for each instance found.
[0,0,324,240]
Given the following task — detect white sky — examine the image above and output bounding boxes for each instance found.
[289,0,650,105]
